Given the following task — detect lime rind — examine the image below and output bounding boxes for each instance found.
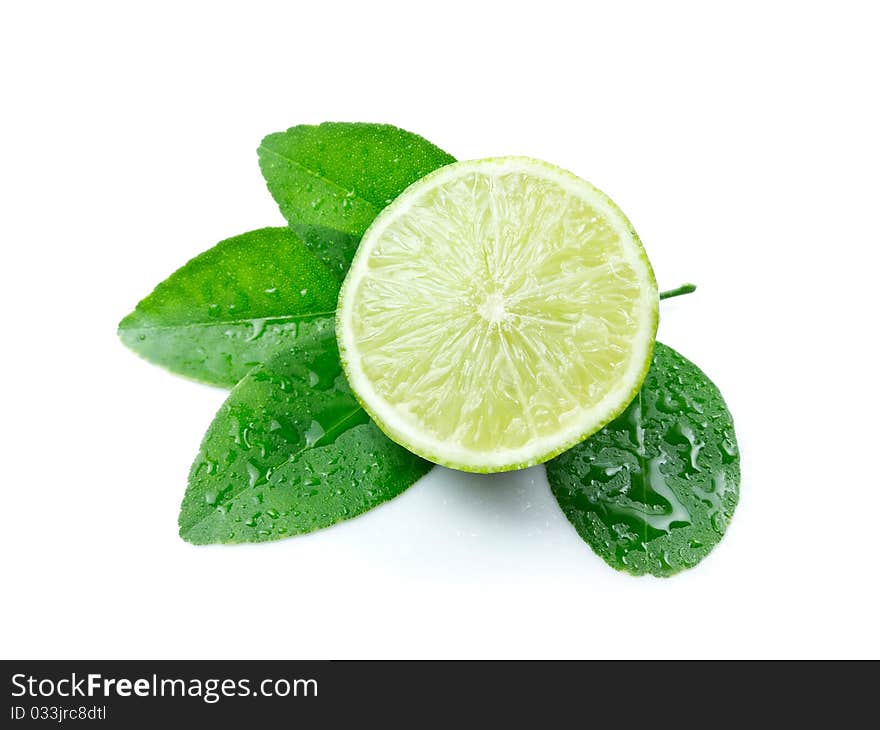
[337,157,658,473]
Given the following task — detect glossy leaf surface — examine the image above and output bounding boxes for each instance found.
[118,227,339,387]
[258,122,455,275]
[180,322,432,544]
[547,343,739,576]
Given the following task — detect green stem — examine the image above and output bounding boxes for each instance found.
[659,283,697,301]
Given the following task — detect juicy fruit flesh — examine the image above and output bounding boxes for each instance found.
[342,160,656,469]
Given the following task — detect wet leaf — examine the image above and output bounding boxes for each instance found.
[118,227,339,387]
[546,343,740,577]
[258,122,455,276]
[179,323,432,544]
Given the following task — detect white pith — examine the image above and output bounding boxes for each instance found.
[337,157,657,472]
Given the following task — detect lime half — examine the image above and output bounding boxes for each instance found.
[337,157,658,472]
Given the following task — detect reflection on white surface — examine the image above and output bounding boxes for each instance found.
[295,464,599,582]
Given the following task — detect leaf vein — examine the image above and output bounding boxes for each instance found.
[122,311,336,333]
[180,406,367,536]
[259,144,383,212]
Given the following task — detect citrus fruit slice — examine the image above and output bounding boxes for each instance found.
[337,157,658,473]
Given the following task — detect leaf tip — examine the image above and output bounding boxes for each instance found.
[116,312,140,348]
[177,518,207,546]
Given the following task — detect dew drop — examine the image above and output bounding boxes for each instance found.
[304,420,325,447]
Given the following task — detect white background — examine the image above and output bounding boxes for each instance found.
[2,1,878,659]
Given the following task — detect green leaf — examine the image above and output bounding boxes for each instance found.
[546,343,740,577]
[287,224,362,281]
[179,322,432,544]
[258,122,456,276]
[118,227,339,387]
